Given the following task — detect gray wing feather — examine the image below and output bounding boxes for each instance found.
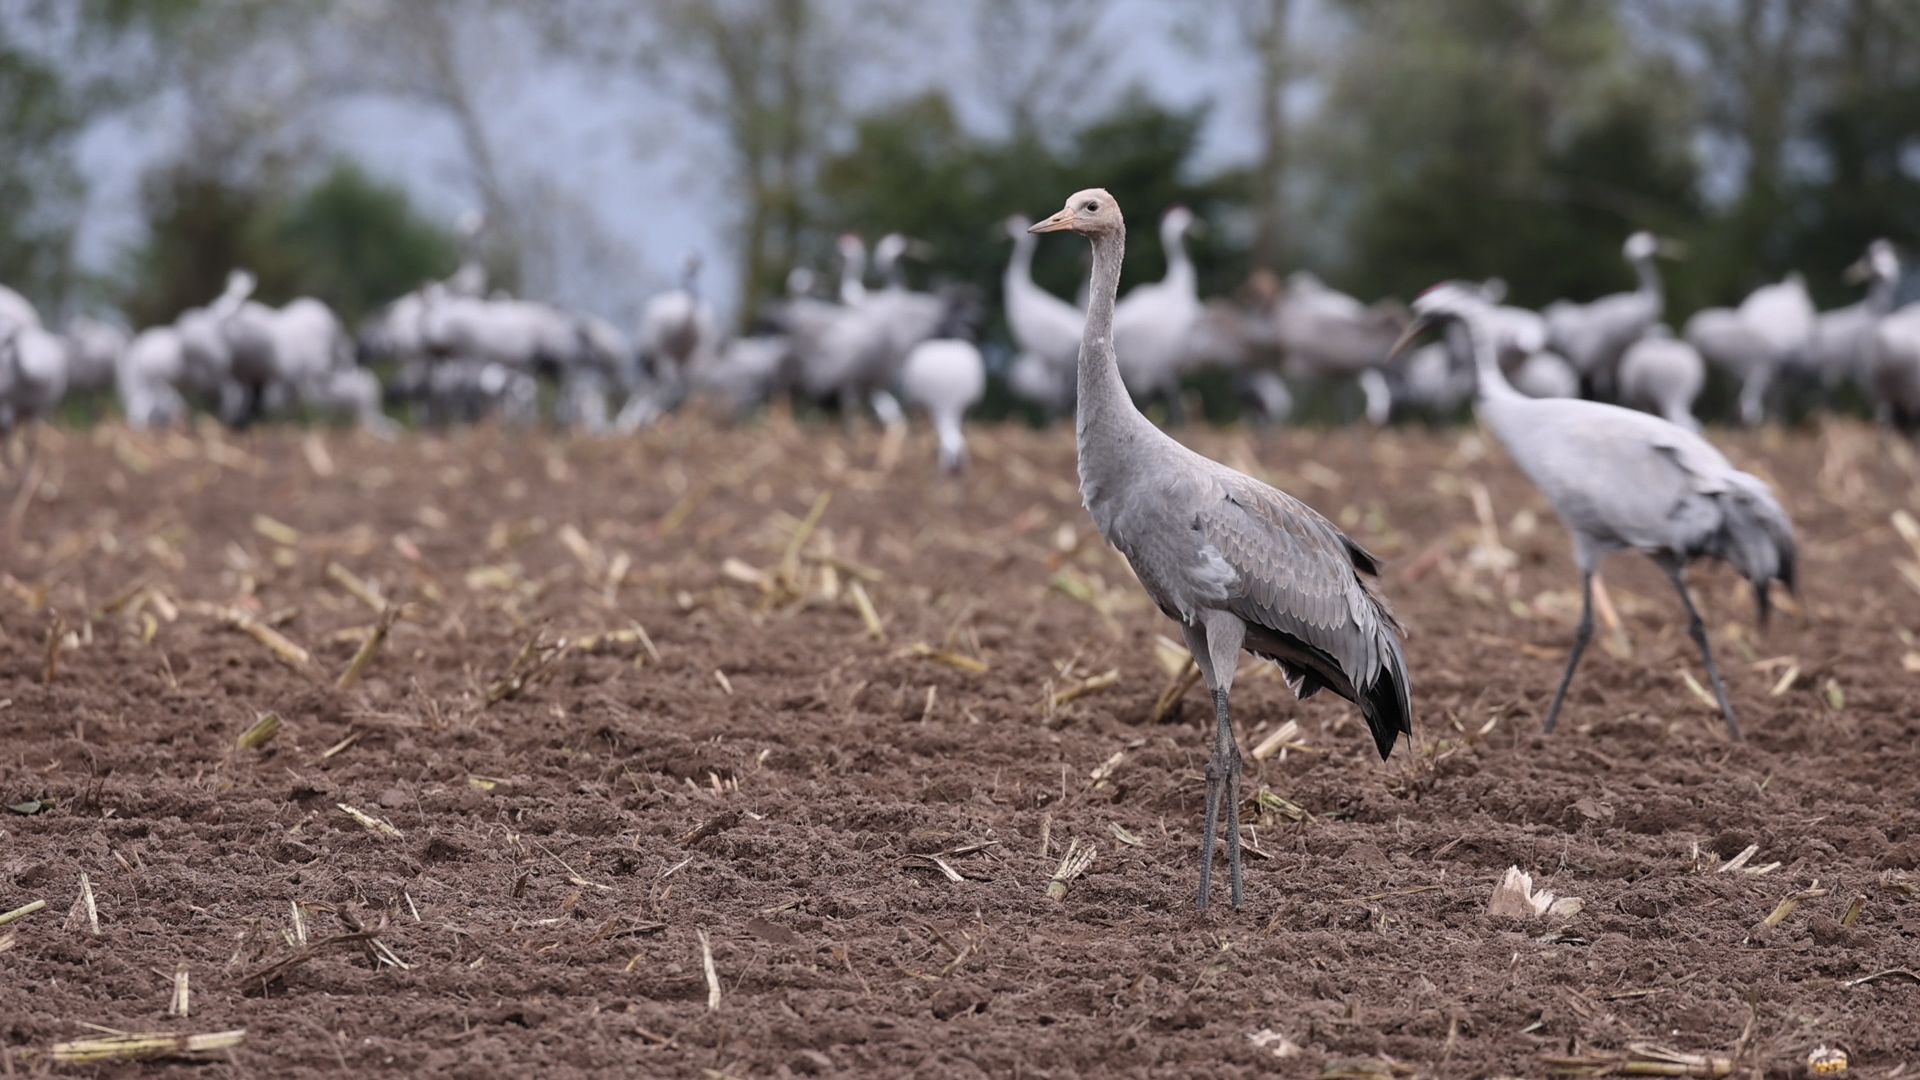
[1194,471,1399,686]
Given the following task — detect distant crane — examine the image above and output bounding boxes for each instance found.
[1002,214,1084,416]
[1545,231,1677,393]
[1868,300,1920,427]
[619,252,717,429]
[1618,325,1705,431]
[1510,351,1581,400]
[900,338,985,473]
[1112,207,1203,422]
[1398,282,1795,740]
[1810,240,1902,392]
[1264,271,1405,424]
[1031,188,1411,910]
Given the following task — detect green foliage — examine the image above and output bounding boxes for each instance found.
[122,161,459,327]
[1323,1,1704,311]
[261,163,462,324]
[0,31,84,310]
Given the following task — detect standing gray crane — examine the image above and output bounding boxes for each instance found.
[1397,282,1795,740]
[1030,190,1411,911]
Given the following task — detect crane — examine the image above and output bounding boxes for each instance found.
[1031,189,1411,910]
[1397,282,1795,740]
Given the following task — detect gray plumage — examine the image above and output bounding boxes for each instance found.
[1405,282,1796,741]
[1544,231,1671,390]
[1810,239,1900,391]
[1618,325,1705,430]
[1030,189,1411,912]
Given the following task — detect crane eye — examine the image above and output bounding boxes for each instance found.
[1083,200,1099,211]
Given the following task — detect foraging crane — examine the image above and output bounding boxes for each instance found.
[64,316,127,395]
[0,284,38,333]
[618,253,716,429]
[118,326,188,429]
[1030,189,1411,911]
[1734,274,1816,424]
[635,253,716,388]
[1265,271,1405,424]
[223,286,393,432]
[1510,350,1580,400]
[1003,214,1085,415]
[1112,207,1203,422]
[1810,240,1901,392]
[174,270,256,418]
[1398,282,1795,740]
[0,322,68,432]
[1686,274,1816,426]
[900,338,985,472]
[1867,301,1920,428]
[1618,325,1705,431]
[1544,231,1676,391]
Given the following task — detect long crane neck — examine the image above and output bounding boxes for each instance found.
[1162,219,1195,295]
[1076,225,1156,457]
[1868,265,1899,314]
[1464,309,1527,410]
[1007,231,1036,290]
[1630,253,1662,303]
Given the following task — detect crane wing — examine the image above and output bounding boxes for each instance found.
[1193,472,1412,759]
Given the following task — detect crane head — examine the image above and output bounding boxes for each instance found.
[1847,239,1900,285]
[1004,214,1032,240]
[1162,205,1197,239]
[1391,281,1490,361]
[1030,189,1123,237]
[1625,231,1685,261]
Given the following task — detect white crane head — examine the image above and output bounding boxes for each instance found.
[1161,205,1195,240]
[1847,239,1900,285]
[874,233,907,266]
[836,233,866,263]
[1029,188,1124,238]
[1624,231,1685,262]
[786,266,816,298]
[1004,214,1033,240]
[224,268,258,302]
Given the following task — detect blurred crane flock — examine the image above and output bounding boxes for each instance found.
[2,0,1918,438]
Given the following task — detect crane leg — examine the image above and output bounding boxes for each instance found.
[1198,687,1245,911]
[1543,572,1595,733]
[1665,565,1743,741]
[1185,616,1246,911]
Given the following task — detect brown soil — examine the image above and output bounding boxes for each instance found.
[1,417,1917,1078]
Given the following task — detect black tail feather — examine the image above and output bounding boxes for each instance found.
[1359,640,1414,762]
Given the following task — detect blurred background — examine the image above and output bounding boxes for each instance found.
[3,0,1919,421]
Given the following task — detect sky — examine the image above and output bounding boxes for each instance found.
[66,0,1327,327]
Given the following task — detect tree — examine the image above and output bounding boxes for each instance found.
[1225,0,1294,269]
[121,161,458,327]
[1311,0,1700,308]
[0,30,83,310]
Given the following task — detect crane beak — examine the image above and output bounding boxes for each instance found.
[1029,208,1076,234]
[1386,314,1434,363]
[1655,237,1688,259]
[1842,258,1871,284]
